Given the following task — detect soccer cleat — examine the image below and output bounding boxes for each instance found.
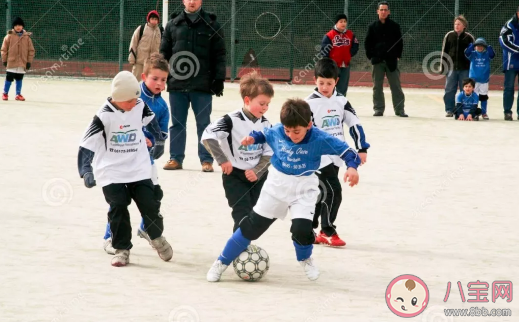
[111,249,130,267]
[207,259,229,282]
[103,238,115,255]
[299,257,320,281]
[150,236,173,261]
[15,94,25,101]
[482,114,489,120]
[137,227,152,243]
[329,234,347,247]
[2,93,7,100]
[314,231,327,245]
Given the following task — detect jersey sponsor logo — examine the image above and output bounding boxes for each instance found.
[238,143,262,152]
[321,115,341,127]
[333,35,351,47]
[119,124,131,130]
[327,109,336,113]
[110,129,138,143]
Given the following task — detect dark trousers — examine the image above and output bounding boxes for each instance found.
[313,164,342,236]
[102,179,163,250]
[372,61,405,114]
[168,91,214,164]
[222,168,267,232]
[336,66,351,96]
[443,69,469,113]
[503,70,519,115]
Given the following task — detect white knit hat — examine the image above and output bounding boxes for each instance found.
[111,71,141,101]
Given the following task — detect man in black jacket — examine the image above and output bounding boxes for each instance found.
[441,15,474,117]
[160,0,226,172]
[365,1,407,117]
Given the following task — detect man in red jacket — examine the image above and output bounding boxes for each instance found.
[321,14,359,96]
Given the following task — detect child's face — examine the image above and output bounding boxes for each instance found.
[245,94,271,118]
[463,83,474,95]
[454,20,465,32]
[148,17,159,26]
[283,123,312,144]
[315,76,338,98]
[13,25,23,32]
[142,68,168,95]
[336,19,347,32]
[113,98,137,112]
[475,45,485,52]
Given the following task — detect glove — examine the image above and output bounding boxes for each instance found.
[83,172,96,188]
[211,79,224,97]
[26,62,31,70]
[3,62,6,67]
[152,141,165,159]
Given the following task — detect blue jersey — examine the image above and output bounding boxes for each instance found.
[456,92,479,117]
[250,124,360,176]
[140,82,169,139]
[465,43,495,83]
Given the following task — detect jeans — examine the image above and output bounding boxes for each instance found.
[168,91,214,164]
[443,69,469,113]
[372,61,405,114]
[503,70,519,115]
[336,66,351,96]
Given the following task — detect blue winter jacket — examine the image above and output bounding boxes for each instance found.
[140,82,170,139]
[499,14,519,71]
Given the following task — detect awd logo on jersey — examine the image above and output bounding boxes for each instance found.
[321,115,340,128]
[239,143,262,151]
[111,129,138,143]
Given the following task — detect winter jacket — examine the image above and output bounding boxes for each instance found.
[499,14,519,71]
[321,27,359,68]
[140,82,169,139]
[128,23,162,65]
[1,29,35,69]
[160,9,226,93]
[464,43,495,83]
[441,30,474,72]
[364,17,403,72]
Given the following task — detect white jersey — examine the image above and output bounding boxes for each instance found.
[202,109,273,170]
[306,88,370,168]
[80,98,155,187]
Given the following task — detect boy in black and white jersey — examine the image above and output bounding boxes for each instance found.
[305,58,370,247]
[201,72,274,232]
[78,71,173,267]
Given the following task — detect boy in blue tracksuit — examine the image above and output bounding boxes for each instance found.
[455,78,481,121]
[103,53,170,254]
[464,38,495,120]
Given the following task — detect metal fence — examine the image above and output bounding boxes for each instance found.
[1,0,516,87]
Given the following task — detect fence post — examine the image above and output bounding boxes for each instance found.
[230,0,236,81]
[5,0,11,33]
[118,0,124,72]
[344,0,348,17]
[162,0,169,29]
[454,0,459,16]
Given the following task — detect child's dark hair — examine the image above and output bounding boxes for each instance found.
[315,58,339,80]
[143,53,170,75]
[462,78,475,88]
[240,71,274,99]
[280,99,312,128]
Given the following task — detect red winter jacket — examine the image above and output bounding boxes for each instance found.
[321,27,359,67]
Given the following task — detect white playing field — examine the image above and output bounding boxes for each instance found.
[1,78,518,322]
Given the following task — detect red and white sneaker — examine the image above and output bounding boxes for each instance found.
[314,231,327,244]
[15,94,25,101]
[2,93,7,100]
[317,231,346,247]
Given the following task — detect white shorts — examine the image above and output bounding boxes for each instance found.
[253,166,319,221]
[474,82,488,96]
[151,163,159,185]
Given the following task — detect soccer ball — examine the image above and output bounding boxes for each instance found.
[232,244,270,281]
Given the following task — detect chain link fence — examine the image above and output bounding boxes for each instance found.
[0,0,515,87]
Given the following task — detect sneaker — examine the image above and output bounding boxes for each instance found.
[314,231,327,245]
[2,93,7,101]
[446,112,454,117]
[15,94,25,101]
[163,159,182,170]
[202,162,214,172]
[505,113,513,121]
[103,238,115,255]
[137,227,152,243]
[150,236,173,261]
[396,112,409,117]
[329,234,347,247]
[111,249,130,267]
[206,259,229,282]
[482,114,489,120]
[373,111,383,116]
[299,257,320,281]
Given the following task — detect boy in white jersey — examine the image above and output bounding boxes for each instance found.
[306,58,370,247]
[78,71,173,267]
[201,72,274,232]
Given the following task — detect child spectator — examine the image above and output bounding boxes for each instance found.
[128,10,163,79]
[455,78,481,121]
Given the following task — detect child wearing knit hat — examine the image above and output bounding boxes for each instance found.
[78,70,172,267]
[1,17,35,101]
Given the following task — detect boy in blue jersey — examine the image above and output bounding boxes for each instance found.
[464,38,495,120]
[103,53,169,254]
[206,98,361,282]
[455,78,481,121]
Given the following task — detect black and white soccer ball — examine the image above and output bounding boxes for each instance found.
[232,244,270,281]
